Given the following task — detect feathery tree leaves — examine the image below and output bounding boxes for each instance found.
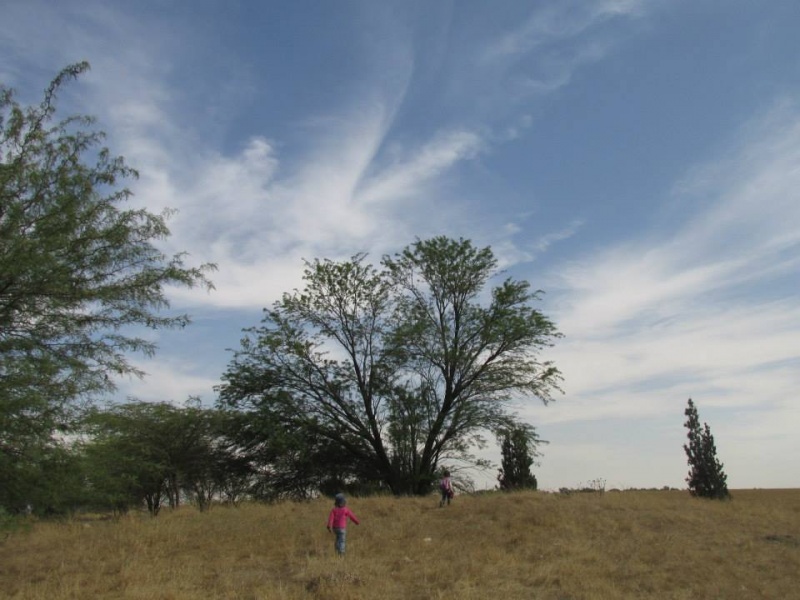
[219,237,562,495]
[82,401,236,514]
[0,63,215,512]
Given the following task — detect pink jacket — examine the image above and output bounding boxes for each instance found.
[327,506,360,529]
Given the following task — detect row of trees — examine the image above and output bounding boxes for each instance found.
[4,392,725,516]
[9,400,367,515]
[4,399,546,516]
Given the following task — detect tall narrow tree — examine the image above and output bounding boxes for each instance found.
[683,398,730,499]
[497,424,542,491]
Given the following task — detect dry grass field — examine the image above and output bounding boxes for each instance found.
[1,489,798,599]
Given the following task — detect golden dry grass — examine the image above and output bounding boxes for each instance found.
[1,489,799,599]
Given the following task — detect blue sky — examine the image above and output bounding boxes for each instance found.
[2,0,799,490]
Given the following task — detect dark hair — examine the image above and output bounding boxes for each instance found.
[443,470,450,477]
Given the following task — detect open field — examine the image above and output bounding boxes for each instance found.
[1,489,798,599]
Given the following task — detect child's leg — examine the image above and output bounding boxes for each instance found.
[334,528,346,555]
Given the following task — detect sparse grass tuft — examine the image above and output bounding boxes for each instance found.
[1,489,798,599]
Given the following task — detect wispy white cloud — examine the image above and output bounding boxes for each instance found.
[545,300,800,416]
[488,219,584,274]
[481,0,644,67]
[534,220,584,254]
[356,129,484,206]
[482,1,641,63]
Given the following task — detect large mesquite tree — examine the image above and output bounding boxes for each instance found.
[219,237,562,495]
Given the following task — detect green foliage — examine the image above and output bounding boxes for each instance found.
[219,236,562,495]
[497,424,542,491]
[0,440,86,516]
[0,64,215,513]
[82,401,236,514]
[218,396,384,502]
[683,399,730,500]
[0,505,30,540]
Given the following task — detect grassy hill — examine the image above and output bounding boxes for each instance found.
[1,489,798,599]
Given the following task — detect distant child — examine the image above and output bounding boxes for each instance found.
[439,470,454,507]
[326,493,360,555]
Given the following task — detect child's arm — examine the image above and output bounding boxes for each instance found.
[348,509,360,525]
[326,509,335,531]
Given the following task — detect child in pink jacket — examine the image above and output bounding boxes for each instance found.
[439,470,454,507]
[326,493,360,555]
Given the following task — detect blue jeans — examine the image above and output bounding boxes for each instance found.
[333,527,347,555]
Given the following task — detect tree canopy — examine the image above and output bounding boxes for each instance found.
[81,400,237,514]
[219,236,562,495]
[0,63,215,512]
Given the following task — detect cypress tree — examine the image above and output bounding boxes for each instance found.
[683,399,730,499]
[497,425,540,491]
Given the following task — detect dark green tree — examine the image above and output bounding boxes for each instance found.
[0,441,87,516]
[217,399,383,502]
[683,398,730,500]
[219,237,562,495]
[83,402,175,515]
[497,424,542,491]
[175,401,250,511]
[81,425,167,515]
[82,401,231,514]
[0,64,214,512]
